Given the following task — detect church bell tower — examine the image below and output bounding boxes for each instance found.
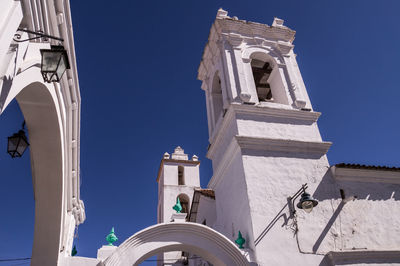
[197,9,332,265]
[156,146,200,265]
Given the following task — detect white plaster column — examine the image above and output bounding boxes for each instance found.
[216,41,232,109]
[229,39,254,103]
[204,85,215,136]
[221,39,241,102]
[241,57,259,103]
[282,53,306,108]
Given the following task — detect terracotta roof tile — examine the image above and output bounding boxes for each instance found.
[195,189,215,199]
[335,163,400,172]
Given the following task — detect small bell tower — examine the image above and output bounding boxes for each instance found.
[156,146,200,265]
[156,146,200,223]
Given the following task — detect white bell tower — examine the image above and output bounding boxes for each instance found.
[156,146,200,265]
[197,9,332,265]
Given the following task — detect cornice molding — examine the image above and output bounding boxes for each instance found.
[332,166,400,184]
[207,103,322,159]
[235,135,332,155]
[231,103,321,121]
[198,14,296,81]
[215,18,295,44]
[208,135,331,189]
[327,250,400,264]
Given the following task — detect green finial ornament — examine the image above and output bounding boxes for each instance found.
[71,245,77,256]
[235,231,245,249]
[172,197,182,213]
[106,227,118,246]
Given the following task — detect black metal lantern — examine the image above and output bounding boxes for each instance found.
[40,45,70,83]
[296,192,318,213]
[289,183,319,215]
[7,129,29,158]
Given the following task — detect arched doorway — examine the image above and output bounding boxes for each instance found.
[103,222,250,266]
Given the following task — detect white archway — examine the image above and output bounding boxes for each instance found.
[1,60,83,265]
[104,222,250,266]
[0,7,84,262]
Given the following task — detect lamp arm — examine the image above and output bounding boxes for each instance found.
[14,28,64,43]
[289,183,308,215]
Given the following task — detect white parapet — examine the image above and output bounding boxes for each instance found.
[171,213,187,222]
[97,245,118,261]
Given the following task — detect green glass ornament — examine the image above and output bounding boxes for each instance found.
[172,197,182,213]
[235,231,245,249]
[106,227,118,246]
[71,245,77,256]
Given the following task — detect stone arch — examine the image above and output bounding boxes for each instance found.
[1,65,76,265]
[242,46,283,66]
[103,222,250,266]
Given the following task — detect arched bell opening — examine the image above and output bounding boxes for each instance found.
[248,51,290,105]
[210,71,224,126]
[177,193,190,214]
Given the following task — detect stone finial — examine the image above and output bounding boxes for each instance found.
[192,155,199,161]
[163,152,170,159]
[272,17,285,27]
[216,8,228,18]
[171,146,188,160]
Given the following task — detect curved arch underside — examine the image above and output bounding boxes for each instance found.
[3,67,65,265]
[104,222,250,266]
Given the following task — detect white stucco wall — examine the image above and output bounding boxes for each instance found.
[195,195,217,227]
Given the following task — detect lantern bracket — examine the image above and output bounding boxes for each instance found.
[288,183,308,216]
[13,28,64,43]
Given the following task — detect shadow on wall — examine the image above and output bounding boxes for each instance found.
[0,76,12,112]
[254,202,290,246]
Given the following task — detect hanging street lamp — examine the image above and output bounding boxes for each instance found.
[13,28,70,83]
[7,121,29,158]
[290,183,318,215]
[40,45,70,82]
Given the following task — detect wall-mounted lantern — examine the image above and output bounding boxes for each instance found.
[13,28,70,83]
[290,183,318,214]
[40,45,70,82]
[7,121,29,158]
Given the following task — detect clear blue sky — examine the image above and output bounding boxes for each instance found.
[1,0,400,263]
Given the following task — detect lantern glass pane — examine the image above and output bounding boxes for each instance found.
[301,201,314,213]
[16,138,28,156]
[42,51,61,72]
[56,55,67,80]
[8,136,19,152]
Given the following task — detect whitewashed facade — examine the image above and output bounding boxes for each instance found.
[191,8,400,266]
[2,3,400,265]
